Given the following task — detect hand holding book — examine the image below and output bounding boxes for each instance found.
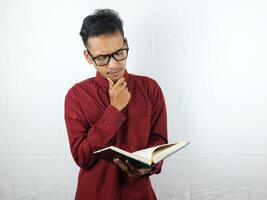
[113,158,153,177]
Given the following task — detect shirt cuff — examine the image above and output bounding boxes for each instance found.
[148,161,163,176]
[101,105,126,126]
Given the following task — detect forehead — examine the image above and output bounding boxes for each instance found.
[87,33,124,55]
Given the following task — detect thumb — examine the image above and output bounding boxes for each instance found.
[107,78,114,89]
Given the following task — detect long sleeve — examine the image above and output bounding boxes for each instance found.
[64,88,126,169]
[147,81,168,175]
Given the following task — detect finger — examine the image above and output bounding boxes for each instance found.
[114,159,130,172]
[125,160,141,177]
[128,173,139,178]
[107,78,114,89]
[113,77,125,88]
[114,159,139,177]
[121,81,127,90]
[125,160,138,172]
[126,160,152,172]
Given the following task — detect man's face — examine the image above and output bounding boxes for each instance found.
[84,32,128,82]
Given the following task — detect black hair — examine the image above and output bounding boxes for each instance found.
[79,9,124,47]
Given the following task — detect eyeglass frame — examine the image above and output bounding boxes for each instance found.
[86,39,129,66]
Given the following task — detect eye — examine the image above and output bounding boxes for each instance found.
[96,55,108,61]
[115,50,124,56]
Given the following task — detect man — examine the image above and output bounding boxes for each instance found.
[64,9,168,200]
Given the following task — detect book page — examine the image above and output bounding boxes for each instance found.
[132,143,179,163]
[152,141,189,163]
[132,146,159,162]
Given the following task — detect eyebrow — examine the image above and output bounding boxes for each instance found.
[93,43,126,58]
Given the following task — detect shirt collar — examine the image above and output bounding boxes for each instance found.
[95,69,129,90]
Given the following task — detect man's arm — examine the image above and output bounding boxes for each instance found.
[147,80,168,175]
[64,77,131,170]
[64,89,126,169]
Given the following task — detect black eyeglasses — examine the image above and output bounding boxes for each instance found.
[87,40,129,66]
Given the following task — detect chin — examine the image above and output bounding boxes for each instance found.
[111,76,122,82]
[109,71,124,82]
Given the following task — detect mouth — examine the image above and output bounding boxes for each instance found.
[107,69,123,78]
[107,69,122,74]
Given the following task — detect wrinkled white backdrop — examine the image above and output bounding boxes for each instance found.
[1,0,267,199]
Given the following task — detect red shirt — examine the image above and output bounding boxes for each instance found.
[64,70,168,200]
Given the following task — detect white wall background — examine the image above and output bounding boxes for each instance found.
[1,0,267,199]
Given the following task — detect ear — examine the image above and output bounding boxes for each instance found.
[83,50,93,65]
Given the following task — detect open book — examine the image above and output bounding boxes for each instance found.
[93,140,189,168]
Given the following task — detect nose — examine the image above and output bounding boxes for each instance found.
[107,56,120,68]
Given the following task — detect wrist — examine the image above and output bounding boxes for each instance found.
[110,103,122,111]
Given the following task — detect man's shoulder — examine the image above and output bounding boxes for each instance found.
[77,77,96,87]
[129,73,160,89]
[128,73,164,100]
[66,77,96,97]
[129,73,158,86]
